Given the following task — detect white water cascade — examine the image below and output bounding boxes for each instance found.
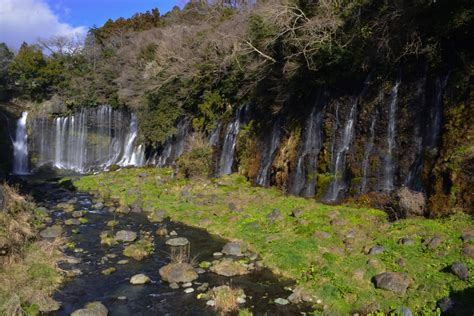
[381,81,400,191]
[218,109,242,176]
[288,106,323,197]
[29,105,144,173]
[326,101,357,201]
[360,109,377,194]
[256,120,282,187]
[12,112,29,175]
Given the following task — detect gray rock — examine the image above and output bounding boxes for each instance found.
[115,230,137,243]
[461,230,474,243]
[393,307,412,316]
[148,209,166,222]
[274,298,289,305]
[451,262,469,281]
[374,272,411,294]
[425,236,443,249]
[210,259,248,277]
[93,202,104,210]
[222,241,245,257]
[184,287,194,294]
[287,286,315,304]
[71,302,108,316]
[197,282,209,292]
[159,263,198,283]
[369,246,385,255]
[267,209,283,223]
[72,211,84,218]
[462,245,474,258]
[291,209,305,218]
[130,274,151,285]
[170,282,179,289]
[437,297,456,315]
[165,237,189,247]
[182,282,192,288]
[169,230,178,236]
[313,231,331,239]
[399,238,414,245]
[40,225,62,239]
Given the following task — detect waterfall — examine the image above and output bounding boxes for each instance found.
[326,100,357,202]
[360,109,377,194]
[288,105,323,197]
[427,73,450,149]
[381,81,400,192]
[118,114,145,166]
[28,105,144,173]
[12,112,29,175]
[208,123,221,146]
[256,120,282,187]
[155,120,189,168]
[218,109,241,176]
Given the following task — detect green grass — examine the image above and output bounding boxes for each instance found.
[73,167,474,314]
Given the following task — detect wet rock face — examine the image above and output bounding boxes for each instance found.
[374,272,411,294]
[159,263,198,283]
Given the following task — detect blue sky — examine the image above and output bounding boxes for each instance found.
[47,0,186,28]
[0,0,186,49]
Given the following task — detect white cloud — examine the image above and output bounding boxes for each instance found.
[0,0,86,50]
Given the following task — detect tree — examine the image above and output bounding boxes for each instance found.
[8,43,63,100]
[0,43,14,101]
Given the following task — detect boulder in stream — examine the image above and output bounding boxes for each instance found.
[210,259,249,277]
[130,274,151,285]
[39,225,62,239]
[115,230,137,243]
[159,263,198,283]
[71,301,108,316]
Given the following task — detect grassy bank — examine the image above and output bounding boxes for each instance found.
[73,168,474,314]
[0,184,63,315]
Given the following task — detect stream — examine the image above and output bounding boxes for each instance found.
[23,178,310,315]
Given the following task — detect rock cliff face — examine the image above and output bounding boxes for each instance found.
[145,68,473,216]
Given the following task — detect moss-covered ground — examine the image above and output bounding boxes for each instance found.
[73,168,474,315]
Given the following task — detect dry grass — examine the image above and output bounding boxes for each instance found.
[0,184,63,315]
[209,285,244,315]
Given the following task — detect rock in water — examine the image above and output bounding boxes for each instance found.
[451,262,469,281]
[274,298,289,305]
[130,274,151,285]
[210,259,248,277]
[39,225,62,239]
[71,302,108,316]
[374,272,411,294]
[115,230,137,242]
[165,237,189,247]
[222,241,246,256]
[159,263,198,283]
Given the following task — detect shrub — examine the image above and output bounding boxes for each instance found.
[177,133,213,179]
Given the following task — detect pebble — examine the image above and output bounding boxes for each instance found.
[170,283,179,289]
[117,296,127,300]
[213,252,223,257]
[206,300,216,307]
[182,282,192,288]
[274,298,289,305]
[117,260,129,265]
[184,288,195,294]
[169,230,178,236]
